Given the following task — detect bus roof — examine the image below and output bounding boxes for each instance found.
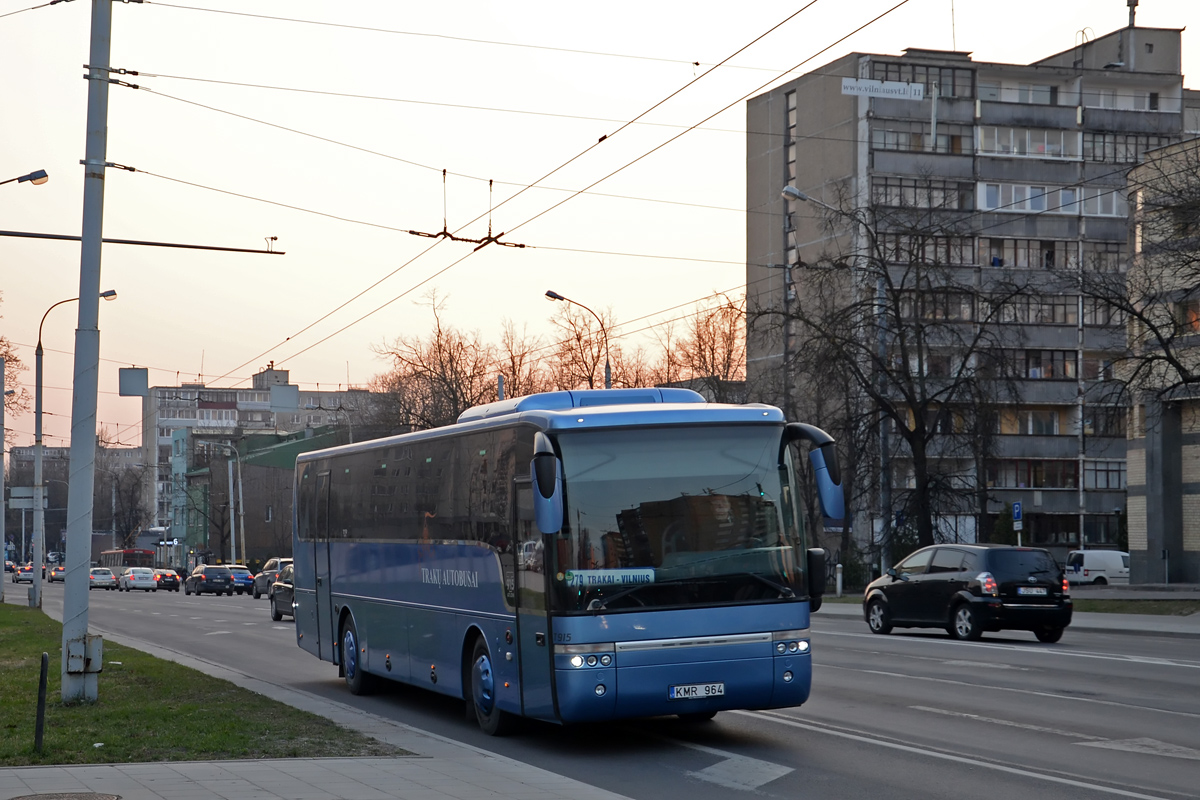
[296,389,784,463]
[456,387,705,423]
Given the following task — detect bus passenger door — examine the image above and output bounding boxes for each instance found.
[515,481,554,719]
[314,471,334,662]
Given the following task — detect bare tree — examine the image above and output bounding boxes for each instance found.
[371,293,500,430]
[761,191,1028,551]
[545,302,617,390]
[0,291,31,416]
[658,292,747,402]
[498,319,552,398]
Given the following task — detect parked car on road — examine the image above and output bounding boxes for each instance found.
[119,567,158,591]
[49,565,65,583]
[228,565,254,595]
[863,544,1072,643]
[4,560,14,573]
[89,567,117,590]
[1066,550,1129,586]
[270,563,295,621]
[153,568,181,592]
[253,558,292,599]
[185,565,233,596]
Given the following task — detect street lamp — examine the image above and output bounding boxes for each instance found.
[0,169,49,187]
[31,290,116,608]
[545,290,611,389]
[0,363,12,603]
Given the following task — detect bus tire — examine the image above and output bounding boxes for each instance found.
[341,617,375,696]
[470,637,515,736]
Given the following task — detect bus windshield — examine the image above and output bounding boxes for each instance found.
[551,425,807,613]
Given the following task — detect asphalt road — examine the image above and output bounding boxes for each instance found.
[15,581,1200,800]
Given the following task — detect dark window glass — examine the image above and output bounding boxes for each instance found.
[987,549,1059,580]
[929,548,966,573]
[896,548,933,576]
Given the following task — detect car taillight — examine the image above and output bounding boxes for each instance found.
[977,571,998,595]
[1062,578,1070,594]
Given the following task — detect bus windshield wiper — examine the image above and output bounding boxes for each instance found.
[739,572,795,598]
[587,581,656,612]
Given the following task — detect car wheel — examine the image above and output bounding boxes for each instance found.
[227,589,233,596]
[950,604,982,641]
[1035,627,1064,643]
[341,617,376,696]
[253,587,261,599]
[184,584,191,595]
[866,599,893,635]
[271,598,283,622]
[1094,576,1108,585]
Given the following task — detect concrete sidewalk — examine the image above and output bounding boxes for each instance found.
[1,592,631,800]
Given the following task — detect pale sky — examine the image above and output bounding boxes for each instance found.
[2,0,1198,450]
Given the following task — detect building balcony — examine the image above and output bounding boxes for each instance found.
[978,102,1080,130]
[1082,107,1181,135]
[977,157,1081,185]
[991,434,1086,458]
[872,96,976,124]
[1014,380,1080,404]
[873,150,975,178]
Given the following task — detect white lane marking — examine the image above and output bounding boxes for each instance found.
[1078,738,1200,761]
[243,622,256,626]
[735,710,1175,800]
[670,739,794,791]
[204,631,231,636]
[825,664,1200,720]
[272,626,291,630]
[940,660,1023,670]
[820,630,1200,670]
[910,705,1106,740]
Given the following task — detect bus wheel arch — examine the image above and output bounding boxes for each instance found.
[339,611,375,695]
[464,629,515,735]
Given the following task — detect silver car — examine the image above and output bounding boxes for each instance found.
[89,567,118,590]
[119,567,158,592]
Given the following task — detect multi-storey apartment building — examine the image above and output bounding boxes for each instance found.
[141,365,372,528]
[1125,138,1200,583]
[747,24,1200,562]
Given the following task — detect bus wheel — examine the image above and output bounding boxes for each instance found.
[341,617,375,695]
[470,638,515,736]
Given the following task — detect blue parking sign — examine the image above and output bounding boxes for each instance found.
[1012,501,1022,521]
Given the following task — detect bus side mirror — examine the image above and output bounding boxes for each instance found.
[780,423,845,522]
[808,548,827,612]
[531,432,563,534]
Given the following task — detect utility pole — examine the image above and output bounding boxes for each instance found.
[62,0,113,703]
[1,359,7,604]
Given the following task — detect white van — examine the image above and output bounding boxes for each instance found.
[1066,550,1130,585]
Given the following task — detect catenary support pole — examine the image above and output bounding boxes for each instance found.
[62,0,113,703]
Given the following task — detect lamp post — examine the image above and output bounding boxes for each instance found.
[1,361,12,603]
[32,290,117,609]
[545,290,611,389]
[0,169,49,187]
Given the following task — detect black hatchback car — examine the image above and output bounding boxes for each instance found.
[184,565,233,596]
[863,544,1072,642]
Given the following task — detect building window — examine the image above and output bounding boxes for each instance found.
[978,127,1078,159]
[1084,461,1126,490]
[879,234,972,265]
[872,177,973,209]
[987,459,1078,489]
[1083,132,1170,163]
[1025,350,1077,379]
[869,62,974,98]
[872,122,971,154]
[1084,408,1126,436]
[980,183,1124,217]
[980,238,1075,269]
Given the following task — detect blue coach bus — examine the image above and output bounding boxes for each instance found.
[292,388,843,734]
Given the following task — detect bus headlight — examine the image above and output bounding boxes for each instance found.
[797,640,810,653]
[776,642,787,654]
[570,656,584,668]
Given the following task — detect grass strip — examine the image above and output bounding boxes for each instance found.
[0,604,409,766]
